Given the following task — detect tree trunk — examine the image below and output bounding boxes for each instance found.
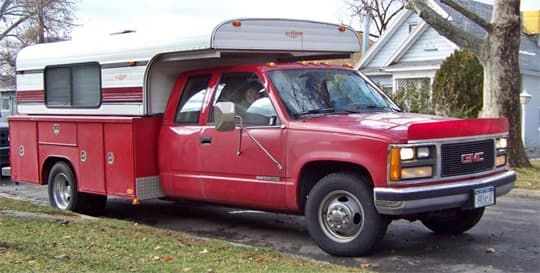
[479,0,531,167]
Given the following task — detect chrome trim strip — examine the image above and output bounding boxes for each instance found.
[376,171,515,196]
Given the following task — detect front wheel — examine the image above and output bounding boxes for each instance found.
[305,173,387,257]
[420,207,485,234]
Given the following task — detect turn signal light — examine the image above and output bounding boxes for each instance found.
[389,147,401,181]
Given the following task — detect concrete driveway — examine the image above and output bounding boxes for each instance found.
[1,177,539,273]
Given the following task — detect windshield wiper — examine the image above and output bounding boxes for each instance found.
[343,104,389,113]
[295,108,335,117]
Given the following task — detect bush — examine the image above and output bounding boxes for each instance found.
[432,49,483,118]
[391,79,435,114]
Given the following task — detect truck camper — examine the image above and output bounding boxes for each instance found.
[9,18,515,256]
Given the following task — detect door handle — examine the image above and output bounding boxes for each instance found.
[200,136,212,144]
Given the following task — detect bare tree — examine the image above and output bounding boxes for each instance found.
[406,0,530,167]
[346,0,405,36]
[0,0,77,87]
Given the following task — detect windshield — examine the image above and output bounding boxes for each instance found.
[267,68,400,118]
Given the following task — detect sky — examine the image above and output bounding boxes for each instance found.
[71,0,540,40]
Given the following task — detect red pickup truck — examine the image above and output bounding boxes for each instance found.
[8,18,515,256]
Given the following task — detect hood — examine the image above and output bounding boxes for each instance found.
[288,112,508,143]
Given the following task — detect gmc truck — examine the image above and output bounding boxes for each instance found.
[8,18,515,256]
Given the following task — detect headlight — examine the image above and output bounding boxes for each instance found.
[416,147,430,159]
[389,145,435,182]
[496,137,508,149]
[400,147,415,160]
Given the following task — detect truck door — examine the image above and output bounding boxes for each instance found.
[199,71,287,210]
[159,73,213,200]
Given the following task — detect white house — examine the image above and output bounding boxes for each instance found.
[357,0,540,158]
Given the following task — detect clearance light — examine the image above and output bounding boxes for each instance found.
[132,199,140,205]
[128,61,137,67]
[266,61,277,67]
[338,25,347,32]
[389,147,401,181]
[401,166,433,180]
[342,63,353,68]
[297,61,308,65]
[400,147,415,161]
[232,20,242,27]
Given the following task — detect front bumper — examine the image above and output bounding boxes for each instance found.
[374,171,516,215]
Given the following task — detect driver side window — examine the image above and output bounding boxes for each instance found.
[210,72,278,126]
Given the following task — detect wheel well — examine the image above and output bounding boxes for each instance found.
[41,157,75,185]
[297,161,373,210]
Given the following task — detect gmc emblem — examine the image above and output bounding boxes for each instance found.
[461,152,485,164]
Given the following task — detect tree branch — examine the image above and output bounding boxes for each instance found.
[0,15,30,41]
[405,0,486,57]
[440,0,491,32]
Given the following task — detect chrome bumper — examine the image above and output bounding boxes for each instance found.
[374,171,516,215]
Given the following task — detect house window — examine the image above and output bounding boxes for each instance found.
[396,78,430,91]
[409,23,418,33]
[45,63,101,108]
[1,97,10,111]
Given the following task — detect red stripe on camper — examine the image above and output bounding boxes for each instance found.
[17,90,45,103]
[102,87,143,102]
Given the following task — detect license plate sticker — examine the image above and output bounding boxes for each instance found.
[474,186,495,208]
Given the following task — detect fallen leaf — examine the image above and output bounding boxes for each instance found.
[182,268,192,272]
[153,255,160,261]
[486,248,496,254]
[154,246,161,250]
[360,263,370,269]
[162,256,174,262]
[200,248,209,254]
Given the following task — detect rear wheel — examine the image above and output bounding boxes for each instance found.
[48,162,81,212]
[48,161,107,214]
[305,172,387,256]
[421,208,485,234]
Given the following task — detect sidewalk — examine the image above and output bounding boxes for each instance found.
[506,188,540,200]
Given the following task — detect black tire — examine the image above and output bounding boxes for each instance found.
[48,162,107,214]
[421,207,485,234]
[305,172,387,257]
[48,162,83,212]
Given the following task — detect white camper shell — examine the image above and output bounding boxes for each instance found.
[16,18,361,116]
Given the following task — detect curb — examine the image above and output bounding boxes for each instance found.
[505,188,540,200]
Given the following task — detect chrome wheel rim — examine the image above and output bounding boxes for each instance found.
[318,190,365,243]
[52,173,72,210]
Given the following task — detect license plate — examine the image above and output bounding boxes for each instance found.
[474,186,495,208]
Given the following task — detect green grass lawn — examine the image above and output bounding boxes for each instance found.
[0,197,365,273]
[514,159,540,190]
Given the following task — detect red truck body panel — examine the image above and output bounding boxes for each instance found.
[9,115,161,198]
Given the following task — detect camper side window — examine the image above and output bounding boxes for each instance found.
[45,62,101,108]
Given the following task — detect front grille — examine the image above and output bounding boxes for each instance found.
[441,139,494,177]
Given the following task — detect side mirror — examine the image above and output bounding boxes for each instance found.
[214,102,236,132]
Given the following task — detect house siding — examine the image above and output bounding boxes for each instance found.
[522,74,540,157]
[400,27,456,62]
[369,14,420,67]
